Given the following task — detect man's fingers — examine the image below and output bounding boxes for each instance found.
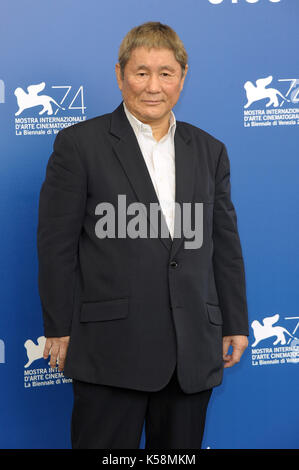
[222,338,231,360]
[57,347,68,371]
[43,336,70,371]
[43,338,52,359]
[49,344,60,368]
[223,353,239,368]
[228,349,242,366]
[224,358,233,368]
[223,346,247,368]
[57,337,70,371]
[222,335,248,368]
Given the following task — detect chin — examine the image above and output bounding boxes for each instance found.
[141,106,166,117]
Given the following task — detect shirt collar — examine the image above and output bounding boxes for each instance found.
[123,102,176,140]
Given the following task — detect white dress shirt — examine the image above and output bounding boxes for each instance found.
[123,102,176,239]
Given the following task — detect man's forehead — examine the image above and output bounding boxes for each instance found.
[127,47,180,67]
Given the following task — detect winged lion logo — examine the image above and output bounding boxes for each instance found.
[14,82,65,116]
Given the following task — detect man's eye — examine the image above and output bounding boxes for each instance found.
[137,73,147,76]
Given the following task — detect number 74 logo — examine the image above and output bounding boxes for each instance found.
[52,85,86,115]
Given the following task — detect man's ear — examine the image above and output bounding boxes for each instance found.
[115,63,123,91]
[180,64,189,91]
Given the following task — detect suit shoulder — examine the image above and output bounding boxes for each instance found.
[58,112,112,140]
[177,120,225,150]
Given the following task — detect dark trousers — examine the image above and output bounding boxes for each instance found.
[71,366,212,449]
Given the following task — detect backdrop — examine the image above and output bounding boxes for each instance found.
[0,0,298,449]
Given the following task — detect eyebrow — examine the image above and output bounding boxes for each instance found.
[135,65,176,73]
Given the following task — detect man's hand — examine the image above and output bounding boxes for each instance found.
[222,335,248,368]
[43,336,70,372]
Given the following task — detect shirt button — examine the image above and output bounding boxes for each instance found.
[170,260,178,268]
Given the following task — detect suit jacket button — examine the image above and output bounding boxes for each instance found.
[170,260,178,268]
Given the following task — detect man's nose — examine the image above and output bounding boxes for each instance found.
[145,74,162,93]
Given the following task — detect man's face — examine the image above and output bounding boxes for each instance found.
[115,46,188,125]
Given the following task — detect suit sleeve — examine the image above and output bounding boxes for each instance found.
[212,143,249,337]
[37,128,87,337]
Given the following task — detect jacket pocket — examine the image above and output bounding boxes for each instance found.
[206,304,223,326]
[80,297,129,323]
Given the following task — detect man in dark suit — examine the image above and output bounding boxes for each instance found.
[38,22,249,449]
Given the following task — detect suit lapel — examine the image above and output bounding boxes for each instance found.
[171,125,195,259]
[109,102,195,255]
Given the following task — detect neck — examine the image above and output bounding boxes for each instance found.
[149,118,170,142]
[125,103,171,142]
